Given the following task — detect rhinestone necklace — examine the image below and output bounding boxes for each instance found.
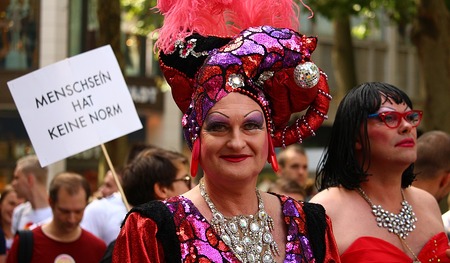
[356,187,417,239]
[357,187,421,262]
[199,179,280,263]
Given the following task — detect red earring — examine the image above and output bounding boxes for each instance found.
[267,134,279,172]
[191,138,200,177]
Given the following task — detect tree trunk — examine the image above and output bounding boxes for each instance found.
[96,0,124,69]
[332,15,358,101]
[96,0,128,168]
[412,0,450,133]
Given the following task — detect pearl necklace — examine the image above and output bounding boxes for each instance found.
[199,179,280,263]
[356,187,420,263]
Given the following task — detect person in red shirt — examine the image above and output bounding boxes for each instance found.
[7,172,106,263]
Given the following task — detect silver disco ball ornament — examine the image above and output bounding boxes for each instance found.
[293,62,320,89]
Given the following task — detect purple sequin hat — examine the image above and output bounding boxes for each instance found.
[160,25,331,150]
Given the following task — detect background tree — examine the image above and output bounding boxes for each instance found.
[95,0,164,170]
[95,0,128,170]
[305,1,360,100]
[308,0,450,133]
[411,0,450,132]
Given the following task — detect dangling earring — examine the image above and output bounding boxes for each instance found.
[267,134,279,172]
[191,138,200,177]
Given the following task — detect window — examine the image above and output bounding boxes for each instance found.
[0,0,40,70]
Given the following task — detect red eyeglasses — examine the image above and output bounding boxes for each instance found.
[368,110,423,129]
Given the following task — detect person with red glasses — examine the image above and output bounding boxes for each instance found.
[311,82,450,262]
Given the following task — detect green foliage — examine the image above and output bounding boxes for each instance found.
[306,0,373,19]
[121,0,163,36]
[306,0,417,39]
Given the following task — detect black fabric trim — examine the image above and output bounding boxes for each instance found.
[126,201,181,263]
[98,240,115,263]
[303,202,327,263]
[159,34,231,78]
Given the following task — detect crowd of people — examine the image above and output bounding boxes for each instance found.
[1,0,450,262]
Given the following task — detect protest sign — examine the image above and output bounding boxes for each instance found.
[8,45,143,166]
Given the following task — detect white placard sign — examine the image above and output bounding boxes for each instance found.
[8,45,143,166]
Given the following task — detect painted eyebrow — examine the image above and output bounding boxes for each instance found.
[206,111,229,119]
[244,110,263,118]
[206,109,263,119]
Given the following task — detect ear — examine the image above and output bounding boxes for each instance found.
[439,171,450,188]
[48,197,55,209]
[153,183,168,200]
[26,173,35,187]
[355,138,362,150]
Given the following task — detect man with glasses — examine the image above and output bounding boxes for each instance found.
[81,147,191,259]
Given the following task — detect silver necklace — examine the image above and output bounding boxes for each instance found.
[356,188,420,262]
[356,187,417,239]
[199,179,280,263]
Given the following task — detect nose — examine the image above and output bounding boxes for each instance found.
[398,118,413,134]
[227,129,246,150]
[67,213,77,224]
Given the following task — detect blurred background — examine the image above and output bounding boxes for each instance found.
[0,0,448,206]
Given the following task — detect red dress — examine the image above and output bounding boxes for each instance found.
[340,232,450,262]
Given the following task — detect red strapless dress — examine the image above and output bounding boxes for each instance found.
[341,232,449,262]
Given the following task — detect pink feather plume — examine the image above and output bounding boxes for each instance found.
[154,0,302,54]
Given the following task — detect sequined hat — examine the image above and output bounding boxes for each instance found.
[156,1,331,150]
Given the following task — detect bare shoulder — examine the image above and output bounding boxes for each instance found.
[407,186,442,217]
[407,186,436,200]
[310,187,344,206]
[309,187,352,216]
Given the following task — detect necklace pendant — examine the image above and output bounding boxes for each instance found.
[199,179,279,263]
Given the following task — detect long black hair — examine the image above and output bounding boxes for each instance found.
[316,82,416,191]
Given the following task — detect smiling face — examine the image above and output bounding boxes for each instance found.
[362,98,418,167]
[0,190,24,226]
[199,92,268,182]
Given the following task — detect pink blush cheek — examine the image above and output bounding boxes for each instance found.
[367,126,392,146]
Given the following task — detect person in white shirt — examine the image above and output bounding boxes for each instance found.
[80,192,127,244]
[10,154,52,234]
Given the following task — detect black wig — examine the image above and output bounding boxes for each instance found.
[316,82,416,191]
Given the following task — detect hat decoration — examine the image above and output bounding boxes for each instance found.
[155,0,331,150]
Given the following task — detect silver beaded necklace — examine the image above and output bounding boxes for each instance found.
[199,179,280,263]
[356,187,418,239]
[356,187,420,262]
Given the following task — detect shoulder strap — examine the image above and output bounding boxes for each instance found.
[17,230,33,263]
[303,202,327,263]
[125,201,181,263]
